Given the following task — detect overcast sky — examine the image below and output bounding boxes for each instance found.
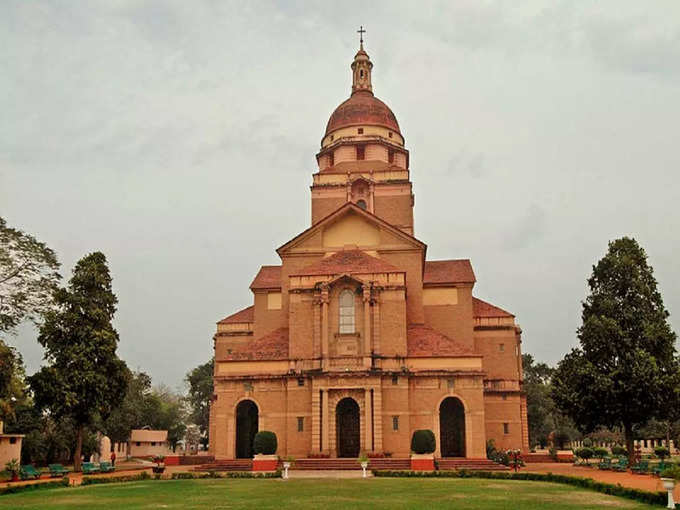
[2,1,680,390]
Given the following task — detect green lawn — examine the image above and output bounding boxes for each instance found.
[0,478,660,509]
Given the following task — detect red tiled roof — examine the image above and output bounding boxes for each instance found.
[473,297,514,318]
[423,260,476,285]
[291,249,401,276]
[407,324,475,357]
[223,328,289,361]
[250,265,282,290]
[326,90,400,135]
[218,305,254,325]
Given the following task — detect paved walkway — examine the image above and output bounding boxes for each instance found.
[524,462,679,499]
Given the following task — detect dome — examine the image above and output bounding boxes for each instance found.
[325,91,401,136]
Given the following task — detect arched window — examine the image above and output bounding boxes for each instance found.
[339,289,355,334]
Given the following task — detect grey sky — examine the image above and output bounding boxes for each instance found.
[2,1,679,390]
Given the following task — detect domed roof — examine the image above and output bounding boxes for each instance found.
[325,91,400,136]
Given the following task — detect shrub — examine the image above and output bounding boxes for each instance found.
[582,438,593,448]
[575,447,594,461]
[253,431,277,455]
[660,465,680,480]
[593,447,608,459]
[611,445,627,457]
[411,430,436,454]
[654,446,670,460]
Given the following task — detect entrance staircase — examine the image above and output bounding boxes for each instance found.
[292,458,411,471]
[194,459,253,472]
[437,458,509,471]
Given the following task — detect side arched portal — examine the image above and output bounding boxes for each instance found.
[336,397,360,457]
[235,400,258,459]
[439,397,466,457]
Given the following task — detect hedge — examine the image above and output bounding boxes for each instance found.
[0,477,70,496]
[372,470,667,506]
[171,471,281,479]
[81,472,151,486]
[411,430,436,454]
[253,431,278,455]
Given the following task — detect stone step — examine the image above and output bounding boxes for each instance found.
[193,459,253,472]
[437,458,509,471]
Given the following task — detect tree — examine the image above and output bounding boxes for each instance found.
[102,370,153,445]
[0,340,26,421]
[145,385,187,451]
[522,353,555,447]
[552,237,680,464]
[28,252,128,471]
[0,217,60,334]
[185,357,213,445]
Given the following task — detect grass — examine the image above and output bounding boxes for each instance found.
[0,477,662,509]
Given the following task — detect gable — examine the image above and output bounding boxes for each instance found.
[322,211,380,247]
[277,202,426,256]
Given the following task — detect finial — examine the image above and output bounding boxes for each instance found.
[357,25,366,49]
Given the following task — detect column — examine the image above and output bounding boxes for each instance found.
[321,285,329,371]
[311,388,321,453]
[365,388,373,452]
[322,389,330,453]
[373,387,383,452]
[362,284,372,367]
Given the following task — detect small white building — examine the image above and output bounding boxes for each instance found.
[0,421,24,467]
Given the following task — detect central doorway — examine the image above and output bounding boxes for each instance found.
[336,397,360,457]
[439,397,466,457]
[235,400,258,459]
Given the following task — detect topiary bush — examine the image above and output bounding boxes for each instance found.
[411,430,436,454]
[582,438,593,448]
[593,447,608,459]
[610,445,627,457]
[575,447,593,462]
[253,431,278,455]
[654,446,670,460]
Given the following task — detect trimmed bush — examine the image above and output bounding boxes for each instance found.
[660,465,680,480]
[575,447,594,461]
[253,431,278,455]
[654,446,670,460]
[582,438,593,448]
[611,445,627,456]
[593,447,608,459]
[411,430,436,454]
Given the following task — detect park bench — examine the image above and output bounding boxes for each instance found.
[631,460,650,474]
[611,458,628,472]
[48,464,71,477]
[99,461,115,473]
[82,462,100,474]
[20,465,41,480]
[597,457,612,470]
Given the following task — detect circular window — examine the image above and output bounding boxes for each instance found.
[356,199,367,210]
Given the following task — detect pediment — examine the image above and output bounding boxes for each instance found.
[277,202,426,256]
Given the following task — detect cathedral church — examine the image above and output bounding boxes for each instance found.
[209,38,529,461]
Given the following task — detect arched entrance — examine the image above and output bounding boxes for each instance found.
[440,397,465,457]
[336,397,360,457]
[235,400,258,459]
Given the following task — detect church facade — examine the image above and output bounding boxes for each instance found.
[209,41,529,460]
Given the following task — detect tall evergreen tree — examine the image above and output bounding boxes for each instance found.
[29,252,128,471]
[552,237,680,463]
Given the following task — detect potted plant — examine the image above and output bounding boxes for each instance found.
[660,465,680,509]
[5,459,20,482]
[357,453,369,478]
[152,455,165,474]
[282,456,294,479]
[252,431,278,471]
[410,430,436,471]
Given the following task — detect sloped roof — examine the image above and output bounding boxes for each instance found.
[130,430,168,442]
[250,266,282,290]
[277,202,426,255]
[472,297,514,318]
[407,324,476,357]
[423,259,476,285]
[218,305,254,325]
[223,328,289,361]
[291,249,401,276]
